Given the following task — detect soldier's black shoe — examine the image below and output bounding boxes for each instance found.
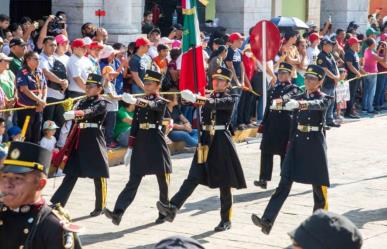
[326,122,341,128]
[155,214,167,224]
[104,208,123,226]
[214,220,231,232]
[156,201,177,222]
[90,209,104,217]
[251,214,273,235]
[253,180,267,189]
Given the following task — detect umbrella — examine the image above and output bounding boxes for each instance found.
[270,16,309,31]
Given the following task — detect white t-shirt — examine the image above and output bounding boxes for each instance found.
[40,136,57,152]
[306,46,320,65]
[39,52,65,100]
[148,45,158,59]
[103,81,119,112]
[67,54,93,93]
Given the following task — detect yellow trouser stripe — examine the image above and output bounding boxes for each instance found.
[322,186,328,210]
[229,189,233,220]
[101,178,107,208]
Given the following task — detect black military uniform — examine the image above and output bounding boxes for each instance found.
[51,74,109,217]
[104,70,172,225]
[0,142,82,249]
[157,67,246,232]
[255,62,302,189]
[252,65,332,235]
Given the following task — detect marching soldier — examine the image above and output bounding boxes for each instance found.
[104,70,172,225]
[254,62,302,189]
[51,73,110,217]
[0,141,82,249]
[251,65,332,235]
[157,67,246,232]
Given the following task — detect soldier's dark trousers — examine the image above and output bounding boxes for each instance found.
[262,177,328,223]
[114,173,169,216]
[170,176,233,222]
[259,152,285,181]
[51,175,107,210]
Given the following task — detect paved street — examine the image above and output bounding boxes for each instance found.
[45,115,387,249]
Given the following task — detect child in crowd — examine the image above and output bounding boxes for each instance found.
[40,120,62,176]
[335,68,348,123]
[7,126,21,141]
[40,120,59,152]
[102,65,123,148]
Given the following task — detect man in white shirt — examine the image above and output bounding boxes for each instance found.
[67,38,93,98]
[147,28,161,59]
[306,33,321,65]
[39,36,68,131]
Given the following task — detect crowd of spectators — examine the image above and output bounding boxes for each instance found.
[0,9,385,154]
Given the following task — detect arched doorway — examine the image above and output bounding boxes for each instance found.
[10,0,51,22]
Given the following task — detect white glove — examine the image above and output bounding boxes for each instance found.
[283,99,300,111]
[124,148,132,167]
[271,99,282,110]
[63,111,75,121]
[181,90,197,103]
[122,93,137,105]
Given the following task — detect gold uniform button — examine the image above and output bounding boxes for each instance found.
[0,220,3,225]
[19,246,24,249]
[23,228,29,234]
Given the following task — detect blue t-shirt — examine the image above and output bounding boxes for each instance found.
[344,48,360,79]
[129,54,147,84]
[225,47,242,81]
[16,68,47,106]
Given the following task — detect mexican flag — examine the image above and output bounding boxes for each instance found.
[179,0,206,95]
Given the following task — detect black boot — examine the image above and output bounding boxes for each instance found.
[156,201,177,222]
[251,214,273,235]
[90,209,104,217]
[214,220,231,232]
[155,213,167,224]
[253,180,267,189]
[104,208,123,226]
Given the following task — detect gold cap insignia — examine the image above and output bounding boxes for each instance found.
[10,148,20,159]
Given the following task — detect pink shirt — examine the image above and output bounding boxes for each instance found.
[363,48,378,73]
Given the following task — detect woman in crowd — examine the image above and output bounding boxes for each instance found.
[16,51,47,143]
[207,45,228,89]
[362,38,387,114]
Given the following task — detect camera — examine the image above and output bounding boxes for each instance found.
[48,16,65,36]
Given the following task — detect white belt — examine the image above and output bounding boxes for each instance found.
[297,124,320,132]
[79,123,99,129]
[202,125,226,131]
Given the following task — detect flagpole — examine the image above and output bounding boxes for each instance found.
[192,43,203,156]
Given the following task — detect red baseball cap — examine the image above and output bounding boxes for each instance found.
[71,38,87,49]
[89,41,104,50]
[229,32,244,42]
[55,34,68,45]
[308,33,320,43]
[347,37,360,46]
[135,37,151,47]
